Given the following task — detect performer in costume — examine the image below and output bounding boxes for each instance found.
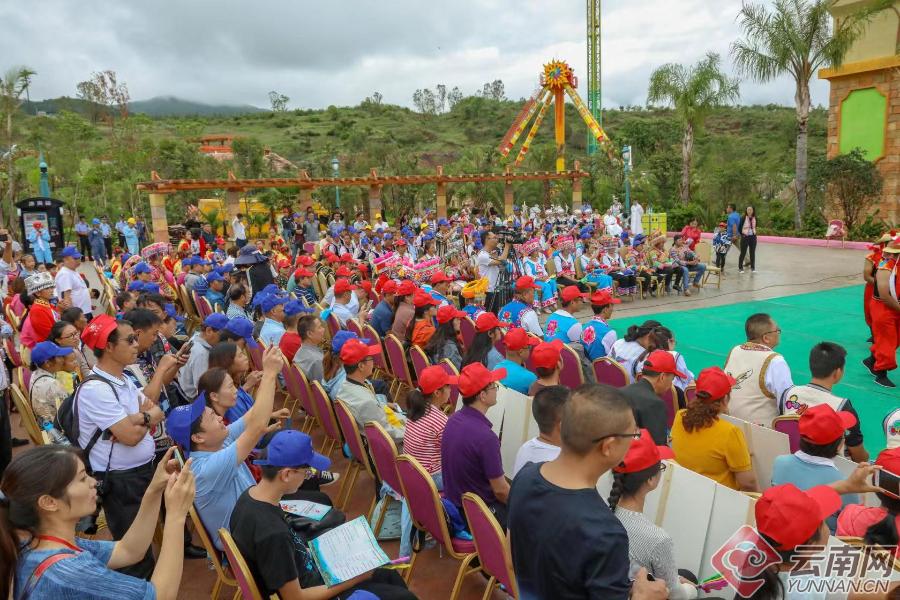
[581,289,620,361]
[865,234,900,388]
[522,239,557,313]
[863,231,893,342]
[498,275,543,337]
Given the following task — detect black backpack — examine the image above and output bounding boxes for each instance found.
[54,375,118,463]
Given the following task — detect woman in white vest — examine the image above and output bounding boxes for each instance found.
[779,342,868,463]
[723,313,793,427]
[610,320,661,384]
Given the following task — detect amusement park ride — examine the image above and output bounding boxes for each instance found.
[498,59,609,173]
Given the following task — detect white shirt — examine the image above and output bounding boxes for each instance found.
[631,203,644,235]
[476,249,500,292]
[767,355,794,406]
[512,437,561,477]
[77,366,155,472]
[610,339,646,383]
[519,308,543,337]
[55,266,92,314]
[232,218,246,240]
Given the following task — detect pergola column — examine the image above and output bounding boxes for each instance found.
[225,189,241,236]
[572,176,583,209]
[436,166,447,219]
[368,184,382,224]
[299,187,313,210]
[149,193,169,243]
[504,167,514,216]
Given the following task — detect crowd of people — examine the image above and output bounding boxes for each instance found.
[0,202,897,600]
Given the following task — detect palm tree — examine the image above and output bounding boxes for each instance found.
[0,66,36,225]
[731,0,887,228]
[647,53,739,204]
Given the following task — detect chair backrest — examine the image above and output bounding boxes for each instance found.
[408,345,431,381]
[218,528,265,600]
[772,415,801,453]
[593,357,629,388]
[362,324,390,374]
[246,341,264,372]
[559,344,585,389]
[461,492,519,598]
[827,219,845,236]
[15,367,31,398]
[660,385,678,428]
[325,311,342,339]
[294,366,316,417]
[196,295,214,319]
[459,316,477,348]
[384,333,414,387]
[333,400,373,476]
[10,384,42,445]
[695,241,712,263]
[364,421,403,494]
[189,506,234,586]
[438,359,461,412]
[396,454,453,551]
[310,381,343,445]
[346,318,363,338]
[5,338,22,368]
[684,384,697,404]
[281,358,304,406]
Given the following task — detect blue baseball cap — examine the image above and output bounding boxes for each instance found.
[383,233,393,240]
[181,257,195,267]
[284,300,313,317]
[216,264,235,274]
[133,262,152,275]
[164,303,185,322]
[31,341,73,366]
[331,330,359,354]
[60,246,82,260]
[260,284,281,296]
[347,226,358,234]
[194,257,211,266]
[261,294,289,314]
[253,429,330,471]
[166,395,207,458]
[142,282,161,294]
[225,317,258,348]
[92,218,100,225]
[632,234,647,247]
[127,281,145,292]
[202,313,229,330]
[206,272,225,284]
[580,232,592,240]
[437,218,450,227]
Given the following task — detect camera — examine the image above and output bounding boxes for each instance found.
[494,227,527,245]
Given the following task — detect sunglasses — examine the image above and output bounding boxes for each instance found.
[591,431,642,444]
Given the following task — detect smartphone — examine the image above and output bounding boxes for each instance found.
[0,234,7,242]
[176,339,194,358]
[875,468,900,499]
[173,446,185,468]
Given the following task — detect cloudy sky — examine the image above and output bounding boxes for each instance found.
[1,0,829,110]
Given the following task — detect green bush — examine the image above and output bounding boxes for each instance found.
[849,214,890,242]
[665,202,706,231]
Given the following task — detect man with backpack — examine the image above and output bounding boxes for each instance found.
[69,314,183,578]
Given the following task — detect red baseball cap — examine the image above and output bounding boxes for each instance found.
[334,279,357,295]
[381,280,399,295]
[560,285,589,303]
[874,447,900,479]
[475,312,511,333]
[642,350,686,378]
[339,338,382,365]
[756,484,842,551]
[418,365,459,395]
[430,272,452,285]
[531,339,564,370]
[340,253,354,263]
[436,304,466,324]
[296,255,315,266]
[505,327,540,352]
[515,276,541,291]
[81,314,119,350]
[335,266,353,277]
[294,268,314,279]
[396,280,416,296]
[325,252,339,263]
[395,238,408,246]
[590,290,621,306]
[413,290,440,308]
[695,366,736,402]
[798,404,857,445]
[358,280,373,292]
[458,363,507,397]
[613,429,675,473]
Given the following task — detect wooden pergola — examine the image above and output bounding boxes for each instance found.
[136,163,589,242]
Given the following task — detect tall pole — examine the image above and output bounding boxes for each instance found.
[586,0,601,155]
[554,88,565,173]
[623,145,632,212]
[331,156,340,210]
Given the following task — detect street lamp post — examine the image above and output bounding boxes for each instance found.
[331,156,340,210]
[622,145,632,212]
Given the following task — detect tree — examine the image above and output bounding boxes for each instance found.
[231,137,266,178]
[435,84,447,113]
[447,86,463,109]
[479,80,506,101]
[647,52,739,203]
[89,70,130,122]
[812,148,882,233]
[75,79,104,123]
[731,0,887,228]
[0,65,36,226]
[268,90,290,112]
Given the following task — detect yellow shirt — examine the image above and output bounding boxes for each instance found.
[670,410,752,490]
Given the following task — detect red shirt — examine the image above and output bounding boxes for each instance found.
[279,331,302,362]
[680,226,702,251]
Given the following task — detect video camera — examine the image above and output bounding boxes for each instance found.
[494,227,527,245]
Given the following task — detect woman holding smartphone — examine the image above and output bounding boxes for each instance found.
[738,205,758,273]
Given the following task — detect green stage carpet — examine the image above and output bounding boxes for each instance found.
[610,285,894,456]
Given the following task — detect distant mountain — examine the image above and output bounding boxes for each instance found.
[129,96,266,117]
[23,95,266,117]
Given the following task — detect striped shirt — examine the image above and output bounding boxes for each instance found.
[615,507,694,600]
[403,405,448,474]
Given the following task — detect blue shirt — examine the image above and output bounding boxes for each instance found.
[727,212,741,237]
[771,453,858,533]
[225,387,254,423]
[192,417,256,549]
[259,318,286,347]
[497,359,537,395]
[371,300,394,337]
[205,289,226,308]
[16,538,154,600]
[75,222,89,235]
[487,347,504,370]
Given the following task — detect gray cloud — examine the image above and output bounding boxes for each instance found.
[0,0,829,110]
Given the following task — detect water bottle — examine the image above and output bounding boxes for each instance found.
[42,420,71,446]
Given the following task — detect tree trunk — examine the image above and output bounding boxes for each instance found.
[794,81,811,229]
[680,123,694,204]
[4,111,12,227]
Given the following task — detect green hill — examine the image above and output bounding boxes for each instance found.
[24,95,265,117]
